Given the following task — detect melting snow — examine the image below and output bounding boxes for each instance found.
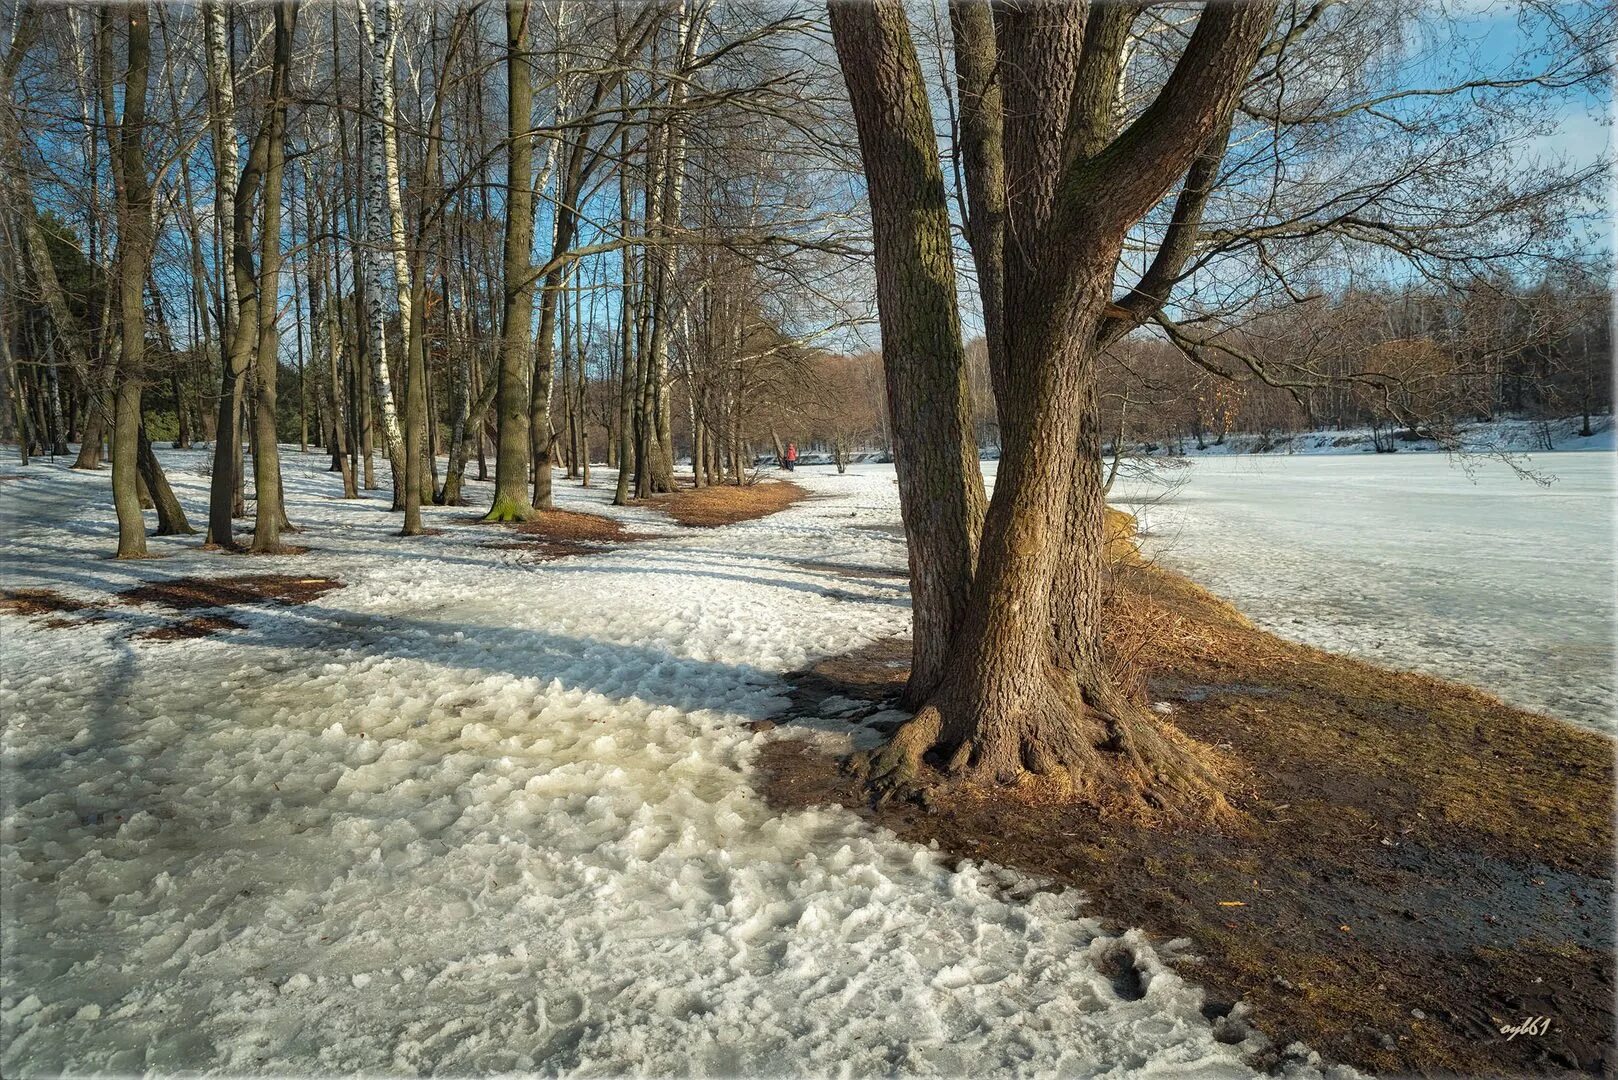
[1112,450,1615,731]
[0,450,1343,1076]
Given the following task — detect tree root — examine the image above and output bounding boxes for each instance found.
[480,494,536,524]
[849,668,1232,823]
[847,707,942,807]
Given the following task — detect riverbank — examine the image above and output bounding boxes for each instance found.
[762,556,1615,1076]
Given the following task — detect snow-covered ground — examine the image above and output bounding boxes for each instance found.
[1112,450,1616,732]
[1124,415,1615,459]
[0,449,1334,1077]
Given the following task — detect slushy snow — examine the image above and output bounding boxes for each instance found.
[0,450,1342,1076]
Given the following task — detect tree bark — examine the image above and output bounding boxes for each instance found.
[355,2,408,511]
[249,0,298,554]
[837,0,1275,815]
[483,0,539,522]
[138,423,194,535]
[828,0,986,702]
[105,3,155,558]
[204,0,248,546]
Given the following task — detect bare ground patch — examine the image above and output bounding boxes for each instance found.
[133,614,249,641]
[0,588,99,618]
[761,560,1614,1077]
[118,574,344,610]
[474,508,656,561]
[642,479,807,527]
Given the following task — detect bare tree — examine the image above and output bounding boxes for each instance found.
[834,0,1275,812]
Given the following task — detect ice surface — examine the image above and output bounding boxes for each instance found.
[0,450,1341,1076]
[1112,451,1615,731]
[1126,415,1616,458]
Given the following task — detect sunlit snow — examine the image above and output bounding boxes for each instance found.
[1111,450,1615,731]
[1,451,1345,1077]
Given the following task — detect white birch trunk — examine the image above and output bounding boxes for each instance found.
[355,0,406,467]
[357,0,413,337]
[203,2,237,338]
[649,0,706,463]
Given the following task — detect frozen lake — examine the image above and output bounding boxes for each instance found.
[1112,451,1615,732]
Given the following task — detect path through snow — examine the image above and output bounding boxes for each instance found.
[0,452,1325,1076]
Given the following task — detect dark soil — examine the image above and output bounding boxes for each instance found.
[132,614,249,641]
[118,574,343,610]
[0,588,98,618]
[475,508,656,561]
[761,560,1615,1077]
[642,479,807,527]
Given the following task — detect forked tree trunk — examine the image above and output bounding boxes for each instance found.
[72,410,103,469]
[138,423,195,535]
[833,0,1274,816]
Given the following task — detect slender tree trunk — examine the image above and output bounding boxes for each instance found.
[204,0,247,546]
[354,11,407,510]
[105,4,155,558]
[315,186,357,498]
[483,0,538,522]
[249,0,298,554]
[827,0,986,700]
[612,122,636,506]
[401,6,465,535]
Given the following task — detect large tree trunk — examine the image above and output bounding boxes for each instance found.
[834,0,1274,815]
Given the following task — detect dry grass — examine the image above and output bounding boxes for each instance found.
[118,575,343,610]
[1108,560,1612,865]
[133,614,248,641]
[762,525,1614,1076]
[647,479,807,527]
[477,508,655,560]
[0,588,96,618]
[509,509,649,543]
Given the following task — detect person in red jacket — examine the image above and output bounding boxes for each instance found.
[784,443,798,471]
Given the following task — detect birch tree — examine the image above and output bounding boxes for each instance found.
[356,0,408,509]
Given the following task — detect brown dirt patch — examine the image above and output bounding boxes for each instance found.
[0,588,96,618]
[118,574,343,610]
[475,508,655,561]
[761,560,1614,1076]
[133,614,248,641]
[643,480,807,527]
